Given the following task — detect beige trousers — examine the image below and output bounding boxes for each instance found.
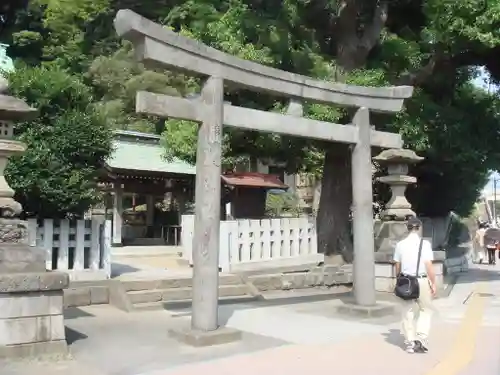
[401,278,433,342]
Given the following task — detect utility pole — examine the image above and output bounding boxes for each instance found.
[494,178,497,227]
[491,171,500,227]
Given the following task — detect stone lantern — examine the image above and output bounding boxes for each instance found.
[373,148,423,257]
[373,148,423,221]
[0,76,69,358]
[372,148,446,294]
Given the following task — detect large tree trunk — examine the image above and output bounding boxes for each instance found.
[317,144,353,263]
[316,1,388,264]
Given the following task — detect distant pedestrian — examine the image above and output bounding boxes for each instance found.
[487,240,497,265]
[483,223,500,265]
[474,222,487,264]
[393,217,436,354]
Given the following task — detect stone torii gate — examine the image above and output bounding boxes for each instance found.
[114,9,413,345]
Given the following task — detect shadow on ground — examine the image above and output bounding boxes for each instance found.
[152,289,353,325]
[65,326,88,345]
[64,307,94,320]
[110,262,141,277]
[382,329,405,350]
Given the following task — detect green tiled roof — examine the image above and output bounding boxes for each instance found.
[106,131,196,175]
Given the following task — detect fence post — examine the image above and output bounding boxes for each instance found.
[181,214,194,263]
[58,220,70,270]
[219,221,231,272]
[90,218,101,270]
[225,221,239,272]
[74,220,86,271]
[101,220,112,278]
[36,219,54,270]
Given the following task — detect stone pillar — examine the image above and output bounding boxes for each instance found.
[191,77,224,332]
[112,183,123,246]
[351,108,376,307]
[0,77,69,358]
[169,77,241,346]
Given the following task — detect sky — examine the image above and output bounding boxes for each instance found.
[473,67,490,91]
[483,171,500,197]
[472,68,500,197]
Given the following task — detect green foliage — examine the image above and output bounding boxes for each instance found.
[394,83,500,216]
[87,42,191,133]
[265,191,303,218]
[4,0,500,223]
[6,65,112,218]
[160,0,500,218]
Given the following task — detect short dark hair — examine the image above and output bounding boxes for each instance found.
[406,216,422,230]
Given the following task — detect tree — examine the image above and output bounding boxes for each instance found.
[1,0,116,71]
[5,0,500,262]
[0,0,29,30]
[87,42,192,134]
[160,0,500,261]
[6,65,112,218]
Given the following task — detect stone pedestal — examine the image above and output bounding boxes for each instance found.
[0,223,69,358]
[374,220,409,253]
[0,271,69,358]
[0,76,69,358]
[169,325,242,347]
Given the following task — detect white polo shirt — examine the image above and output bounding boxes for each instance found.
[393,232,433,276]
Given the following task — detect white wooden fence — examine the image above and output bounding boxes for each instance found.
[181,215,323,272]
[28,218,112,281]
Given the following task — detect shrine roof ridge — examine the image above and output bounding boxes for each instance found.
[107,130,196,175]
[114,9,414,113]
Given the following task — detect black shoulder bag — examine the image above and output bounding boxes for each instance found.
[394,238,423,300]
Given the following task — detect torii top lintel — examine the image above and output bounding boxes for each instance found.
[114,9,413,113]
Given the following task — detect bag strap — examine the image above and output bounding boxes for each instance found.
[415,238,424,276]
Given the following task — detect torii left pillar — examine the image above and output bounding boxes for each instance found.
[168,77,242,346]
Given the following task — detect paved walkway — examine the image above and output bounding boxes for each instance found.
[141,263,500,375]
[111,246,190,279]
[2,264,500,375]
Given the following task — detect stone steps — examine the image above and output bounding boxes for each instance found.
[120,273,241,292]
[64,266,357,311]
[118,274,254,312]
[128,284,250,304]
[131,293,257,312]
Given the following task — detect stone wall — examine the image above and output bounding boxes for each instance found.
[246,264,353,291]
[61,266,353,308]
[63,281,109,307]
[0,290,67,357]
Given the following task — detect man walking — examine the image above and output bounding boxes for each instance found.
[393,217,436,354]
